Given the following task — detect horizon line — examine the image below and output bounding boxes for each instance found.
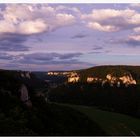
[1,64,140,72]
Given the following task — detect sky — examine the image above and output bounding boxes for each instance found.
[0,3,140,71]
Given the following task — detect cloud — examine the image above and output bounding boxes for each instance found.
[58,53,82,59]
[1,4,140,35]
[130,4,140,8]
[0,4,76,35]
[133,27,140,32]
[87,22,118,32]
[92,46,103,50]
[0,33,29,51]
[109,34,140,46]
[18,19,48,35]
[71,33,88,39]
[89,46,105,54]
[17,52,83,64]
[55,5,81,15]
[55,13,75,27]
[125,35,140,46]
[0,44,29,52]
[0,33,27,43]
[11,52,92,70]
[88,51,103,54]
[3,63,21,69]
[0,52,14,60]
[81,8,140,32]
[10,52,93,71]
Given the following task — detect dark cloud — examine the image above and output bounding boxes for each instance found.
[71,33,88,39]
[109,36,140,47]
[89,46,110,54]
[87,45,104,54]
[0,53,14,60]
[92,45,103,50]
[19,58,91,67]
[0,44,29,51]
[59,53,82,59]
[19,53,56,61]
[0,33,27,43]
[15,52,86,65]
[124,39,140,46]
[21,52,82,61]
[3,63,21,69]
[88,51,103,54]
[0,33,29,51]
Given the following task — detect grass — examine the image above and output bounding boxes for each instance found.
[53,103,140,136]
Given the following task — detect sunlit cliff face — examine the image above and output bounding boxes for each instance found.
[86,73,137,87]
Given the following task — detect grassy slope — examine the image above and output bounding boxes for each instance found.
[43,102,106,136]
[56,103,140,136]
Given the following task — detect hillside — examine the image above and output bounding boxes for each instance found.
[0,69,106,136]
[34,65,140,85]
[78,65,140,83]
[1,66,140,136]
[57,103,140,136]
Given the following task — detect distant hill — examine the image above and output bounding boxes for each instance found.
[77,65,140,83]
[33,65,140,84]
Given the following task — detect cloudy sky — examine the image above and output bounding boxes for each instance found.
[0,3,140,71]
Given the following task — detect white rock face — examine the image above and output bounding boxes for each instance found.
[47,71,76,76]
[68,76,80,83]
[106,74,117,84]
[20,72,31,79]
[47,72,54,75]
[102,73,136,87]
[102,80,107,87]
[87,77,99,83]
[20,84,29,102]
[131,80,137,84]
[68,72,80,83]
[25,72,31,79]
[21,73,25,78]
[119,74,136,86]
[106,74,112,80]
[20,84,32,108]
[87,77,94,83]
[117,81,121,87]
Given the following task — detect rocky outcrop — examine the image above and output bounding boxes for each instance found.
[86,73,136,87]
[19,84,32,108]
[46,69,137,87]
[20,72,31,79]
[87,77,101,83]
[119,75,136,87]
[68,72,80,83]
[87,77,94,83]
[68,76,80,83]
[104,73,136,87]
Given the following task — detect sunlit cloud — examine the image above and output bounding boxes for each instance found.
[0,4,76,35]
[81,8,140,32]
[0,4,140,71]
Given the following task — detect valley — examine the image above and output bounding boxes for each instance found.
[1,65,140,136]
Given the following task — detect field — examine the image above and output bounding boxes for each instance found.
[55,103,140,136]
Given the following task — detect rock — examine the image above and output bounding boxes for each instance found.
[20,73,25,78]
[68,76,80,83]
[19,84,32,108]
[25,72,31,79]
[68,72,80,83]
